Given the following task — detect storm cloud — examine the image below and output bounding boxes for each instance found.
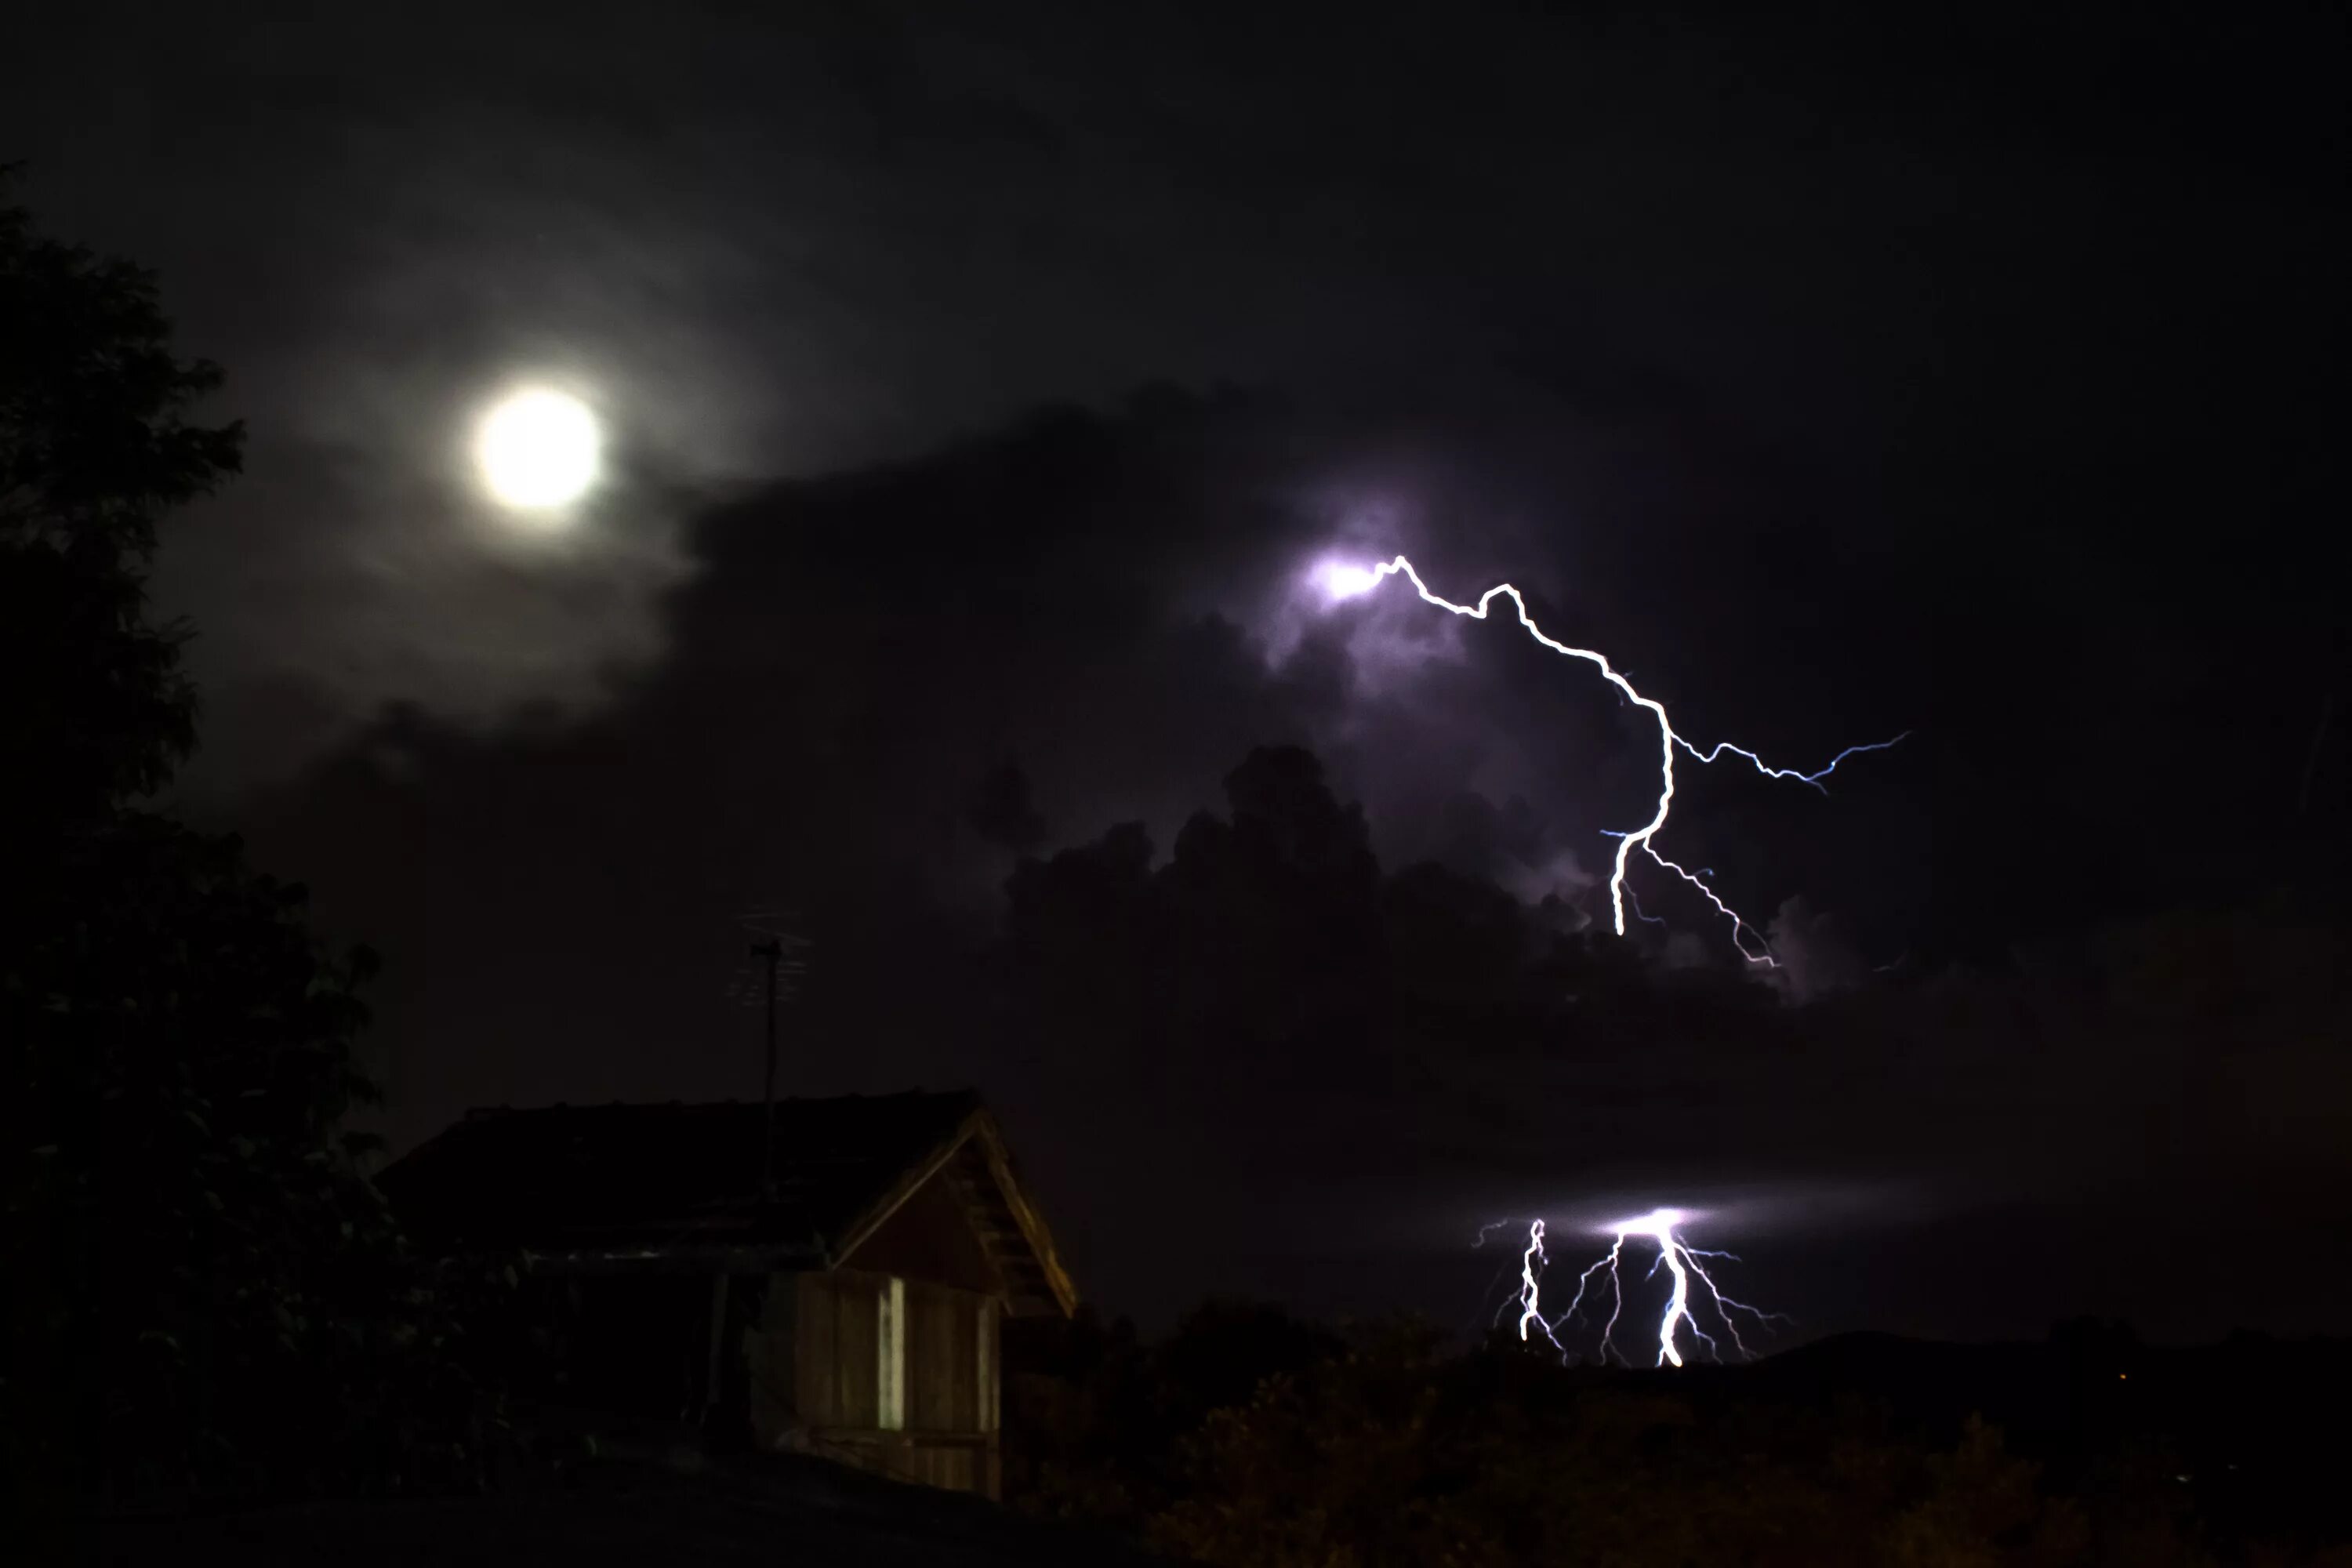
[9,0,2343,1338]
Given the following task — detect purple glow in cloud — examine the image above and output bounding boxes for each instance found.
[1317,560,1384,601]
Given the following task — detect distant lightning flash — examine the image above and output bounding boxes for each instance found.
[1507,1209,1787,1367]
[1321,556,1907,965]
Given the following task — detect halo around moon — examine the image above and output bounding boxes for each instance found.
[477,388,601,512]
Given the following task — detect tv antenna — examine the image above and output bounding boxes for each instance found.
[734,909,811,1201]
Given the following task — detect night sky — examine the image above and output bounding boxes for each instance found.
[9,2,2346,1344]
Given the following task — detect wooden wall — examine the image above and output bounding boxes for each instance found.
[753,1265,1003,1497]
[842,1169,1004,1295]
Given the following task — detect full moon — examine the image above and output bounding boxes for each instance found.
[476,388,600,511]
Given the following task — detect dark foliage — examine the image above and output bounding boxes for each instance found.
[1,175,506,1537]
[0,166,242,819]
[1009,1304,2352,1566]
[1004,1298,1342,1524]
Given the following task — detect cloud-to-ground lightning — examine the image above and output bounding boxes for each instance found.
[1516,1220,1556,1346]
[1320,555,1906,965]
[1496,1208,1788,1367]
[1386,550,1883,1367]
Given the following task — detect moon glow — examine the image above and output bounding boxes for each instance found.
[477,388,600,511]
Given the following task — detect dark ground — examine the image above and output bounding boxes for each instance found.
[99,1444,1178,1566]
[90,1326,2352,1564]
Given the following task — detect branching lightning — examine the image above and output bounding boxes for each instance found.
[1501,1208,1788,1367]
[1340,554,1887,1367]
[1321,555,1907,966]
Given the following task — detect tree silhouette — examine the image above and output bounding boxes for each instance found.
[1011,1308,2226,1567]
[2,172,495,1534]
[0,169,240,826]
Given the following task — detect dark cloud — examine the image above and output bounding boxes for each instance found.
[9,1,2333,790]
[203,387,2347,1339]
[8,0,2345,1337]
[996,742,2352,1339]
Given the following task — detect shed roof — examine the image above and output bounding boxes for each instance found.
[379,1091,1073,1316]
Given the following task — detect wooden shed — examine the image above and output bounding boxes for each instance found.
[382,1091,1075,1497]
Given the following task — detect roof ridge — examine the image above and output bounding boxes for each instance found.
[453,1087,982,1119]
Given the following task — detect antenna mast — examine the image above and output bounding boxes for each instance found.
[735,911,810,1203]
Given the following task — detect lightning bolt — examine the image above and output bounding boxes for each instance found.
[1357,553,1875,1366]
[1517,1221,1553,1345]
[1327,556,1907,965]
[1515,1209,1787,1367]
